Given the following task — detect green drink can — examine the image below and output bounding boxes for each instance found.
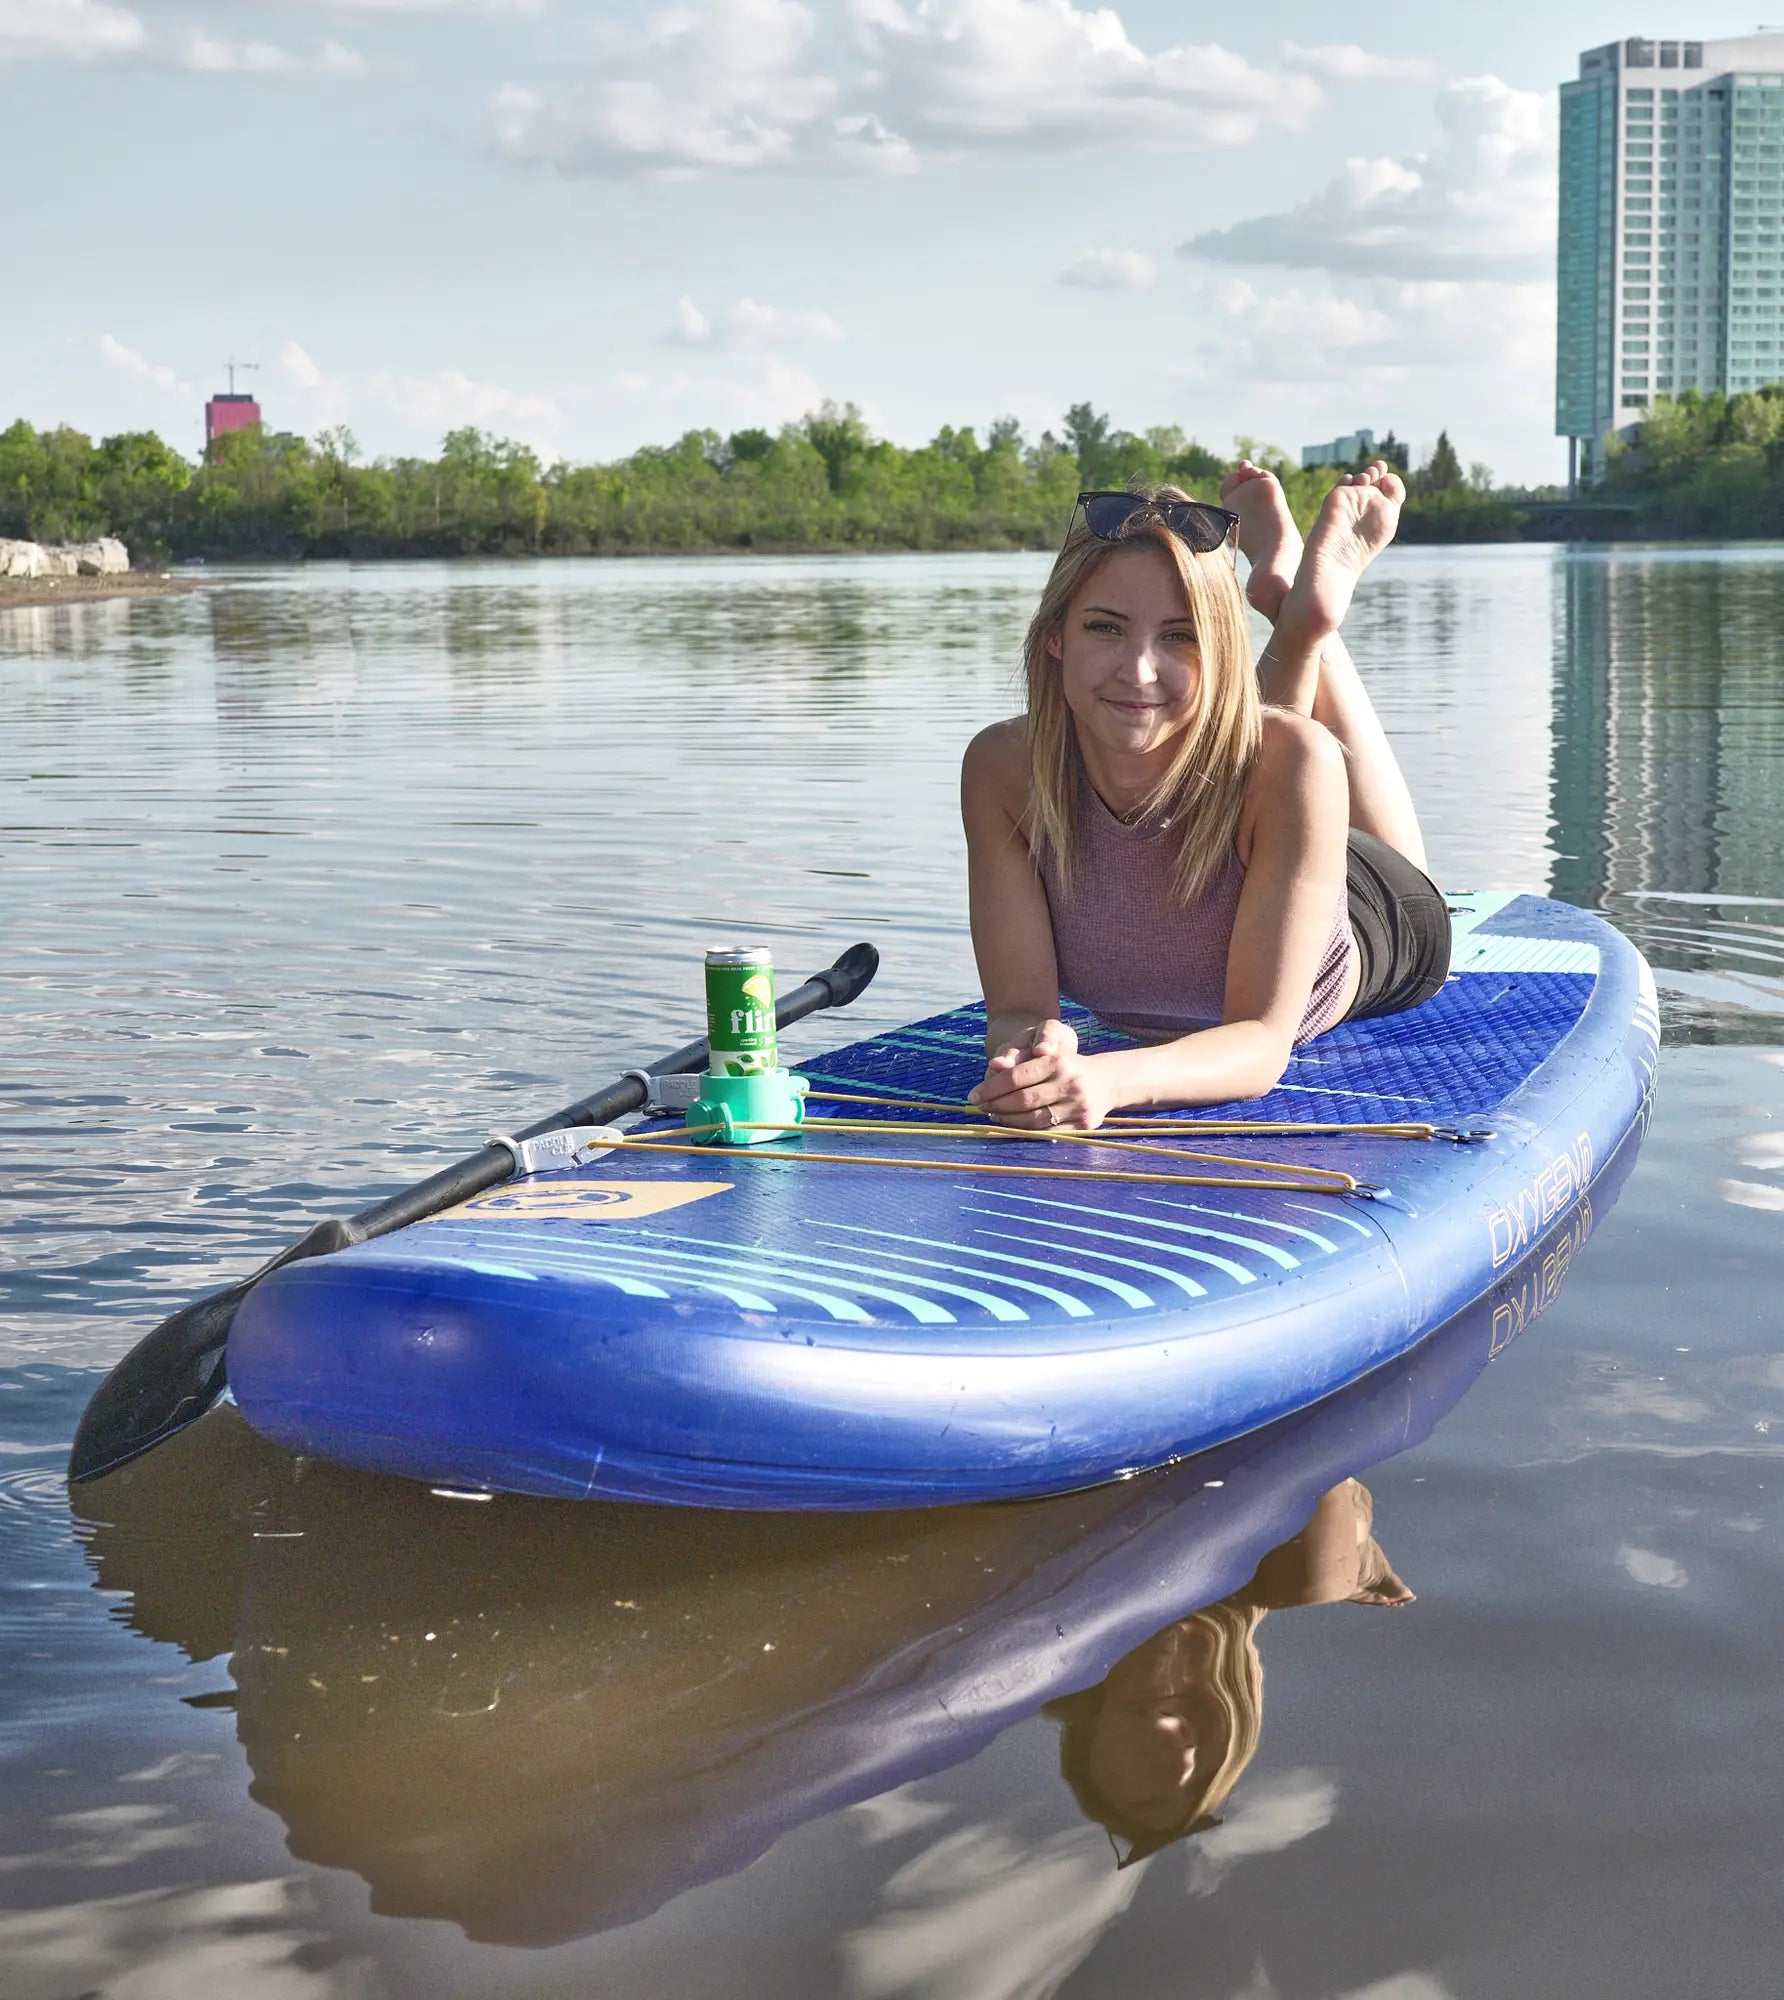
[704,947,778,1077]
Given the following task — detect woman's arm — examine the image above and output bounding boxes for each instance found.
[971,714,1350,1128]
[961,720,1060,1060]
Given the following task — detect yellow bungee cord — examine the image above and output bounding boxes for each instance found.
[588,1087,1494,1203]
[613,1124,1365,1196]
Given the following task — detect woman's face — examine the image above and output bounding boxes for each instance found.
[1051,544,1203,767]
[1084,1688,1230,1834]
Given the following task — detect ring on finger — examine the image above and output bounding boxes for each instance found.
[1046,1104,1060,1129]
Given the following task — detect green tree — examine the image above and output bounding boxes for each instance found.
[1062,403,1113,485]
[91,430,190,554]
[1416,430,1465,496]
[801,401,873,494]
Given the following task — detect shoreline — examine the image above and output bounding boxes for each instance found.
[0,572,211,611]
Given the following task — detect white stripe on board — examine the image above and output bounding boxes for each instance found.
[807,1226,1093,1317]
[1282,1198,1376,1237]
[962,1215,1210,1301]
[476,1228,874,1323]
[962,1191,1258,1284]
[692,1240,1031,1323]
[568,1238,963,1325]
[1103,1204,1301,1270]
[829,1222,1154,1310]
[1145,1198,1342,1255]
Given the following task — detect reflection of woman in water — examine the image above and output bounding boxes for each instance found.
[1048,1480,1414,1864]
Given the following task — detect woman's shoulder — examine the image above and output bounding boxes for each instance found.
[1238,708,1346,858]
[960,715,1033,847]
[961,715,1030,796]
[1252,706,1345,788]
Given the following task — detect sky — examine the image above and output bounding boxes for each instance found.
[0,1,1765,484]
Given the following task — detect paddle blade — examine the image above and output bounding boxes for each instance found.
[68,1219,354,1486]
[68,1284,241,1485]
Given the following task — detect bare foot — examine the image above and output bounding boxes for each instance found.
[1219,460,1301,621]
[1274,462,1403,651]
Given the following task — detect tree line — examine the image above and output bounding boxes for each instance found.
[0,401,1600,563]
[1600,386,1784,537]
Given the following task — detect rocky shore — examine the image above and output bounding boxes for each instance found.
[0,536,206,611]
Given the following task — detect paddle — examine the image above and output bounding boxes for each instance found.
[69,943,881,1485]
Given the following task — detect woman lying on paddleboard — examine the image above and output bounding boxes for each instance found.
[962,462,1449,1132]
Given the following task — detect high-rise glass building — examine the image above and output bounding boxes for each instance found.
[1556,32,1784,482]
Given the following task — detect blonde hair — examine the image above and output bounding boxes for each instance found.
[1022,488,1260,904]
[1047,1598,1265,1865]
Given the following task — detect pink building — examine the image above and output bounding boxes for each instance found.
[205,393,261,448]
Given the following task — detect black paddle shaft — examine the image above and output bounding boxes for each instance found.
[68,943,879,1484]
[342,941,879,1239]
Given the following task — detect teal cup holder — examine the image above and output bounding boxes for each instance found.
[684,1069,809,1146]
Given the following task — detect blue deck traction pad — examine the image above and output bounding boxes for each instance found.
[226,894,1659,1508]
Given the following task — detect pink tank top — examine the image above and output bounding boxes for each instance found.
[1039,767,1355,1046]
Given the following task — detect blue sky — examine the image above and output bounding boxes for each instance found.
[0,2,1758,482]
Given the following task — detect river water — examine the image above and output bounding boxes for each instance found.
[3,548,1782,1997]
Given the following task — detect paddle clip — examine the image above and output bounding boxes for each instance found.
[1432,1126,1498,1145]
[489,1126,628,1178]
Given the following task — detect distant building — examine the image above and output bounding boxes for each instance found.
[1301,429,1375,470]
[205,392,261,448]
[1557,31,1784,485]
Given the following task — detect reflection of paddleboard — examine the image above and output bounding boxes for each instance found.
[76,1134,1638,1946]
[227,893,1657,1506]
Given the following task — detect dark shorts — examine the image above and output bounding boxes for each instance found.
[1342,830,1452,1022]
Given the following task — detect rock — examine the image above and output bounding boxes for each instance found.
[58,539,130,576]
[88,537,130,575]
[0,537,131,578]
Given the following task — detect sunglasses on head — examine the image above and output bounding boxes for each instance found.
[1075,490,1239,556]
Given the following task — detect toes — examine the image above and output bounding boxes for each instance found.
[1219,460,1274,502]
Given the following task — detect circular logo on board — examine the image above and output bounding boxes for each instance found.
[430,1181,734,1223]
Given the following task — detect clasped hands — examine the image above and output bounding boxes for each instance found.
[966,1019,1115,1132]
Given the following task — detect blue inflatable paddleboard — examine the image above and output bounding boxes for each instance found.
[227,893,1657,1508]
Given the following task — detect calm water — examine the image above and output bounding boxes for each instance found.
[4,548,1783,1997]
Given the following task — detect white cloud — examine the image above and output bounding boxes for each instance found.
[1184,1769,1338,1899]
[1617,1544,1688,1589]
[595,352,834,440]
[1189,271,1552,390]
[1282,42,1441,85]
[850,1785,955,1846]
[293,0,538,12]
[1,2,369,73]
[1057,248,1158,293]
[663,294,844,348]
[241,338,831,461]
[852,0,1322,152]
[1182,75,1555,282]
[367,367,561,442]
[0,1876,365,1997]
[177,34,363,76]
[492,0,1321,179]
[1719,1176,1784,1211]
[0,0,144,60]
[1164,263,1555,481]
[1734,1130,1784,1168]
[845,1820,1145,2000]
[273,339,353,431]
[97,332,194,402]
[490,0,860,177]
[1335,1979,1459,2000]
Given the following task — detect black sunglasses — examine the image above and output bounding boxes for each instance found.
[1075,490,1239,556]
